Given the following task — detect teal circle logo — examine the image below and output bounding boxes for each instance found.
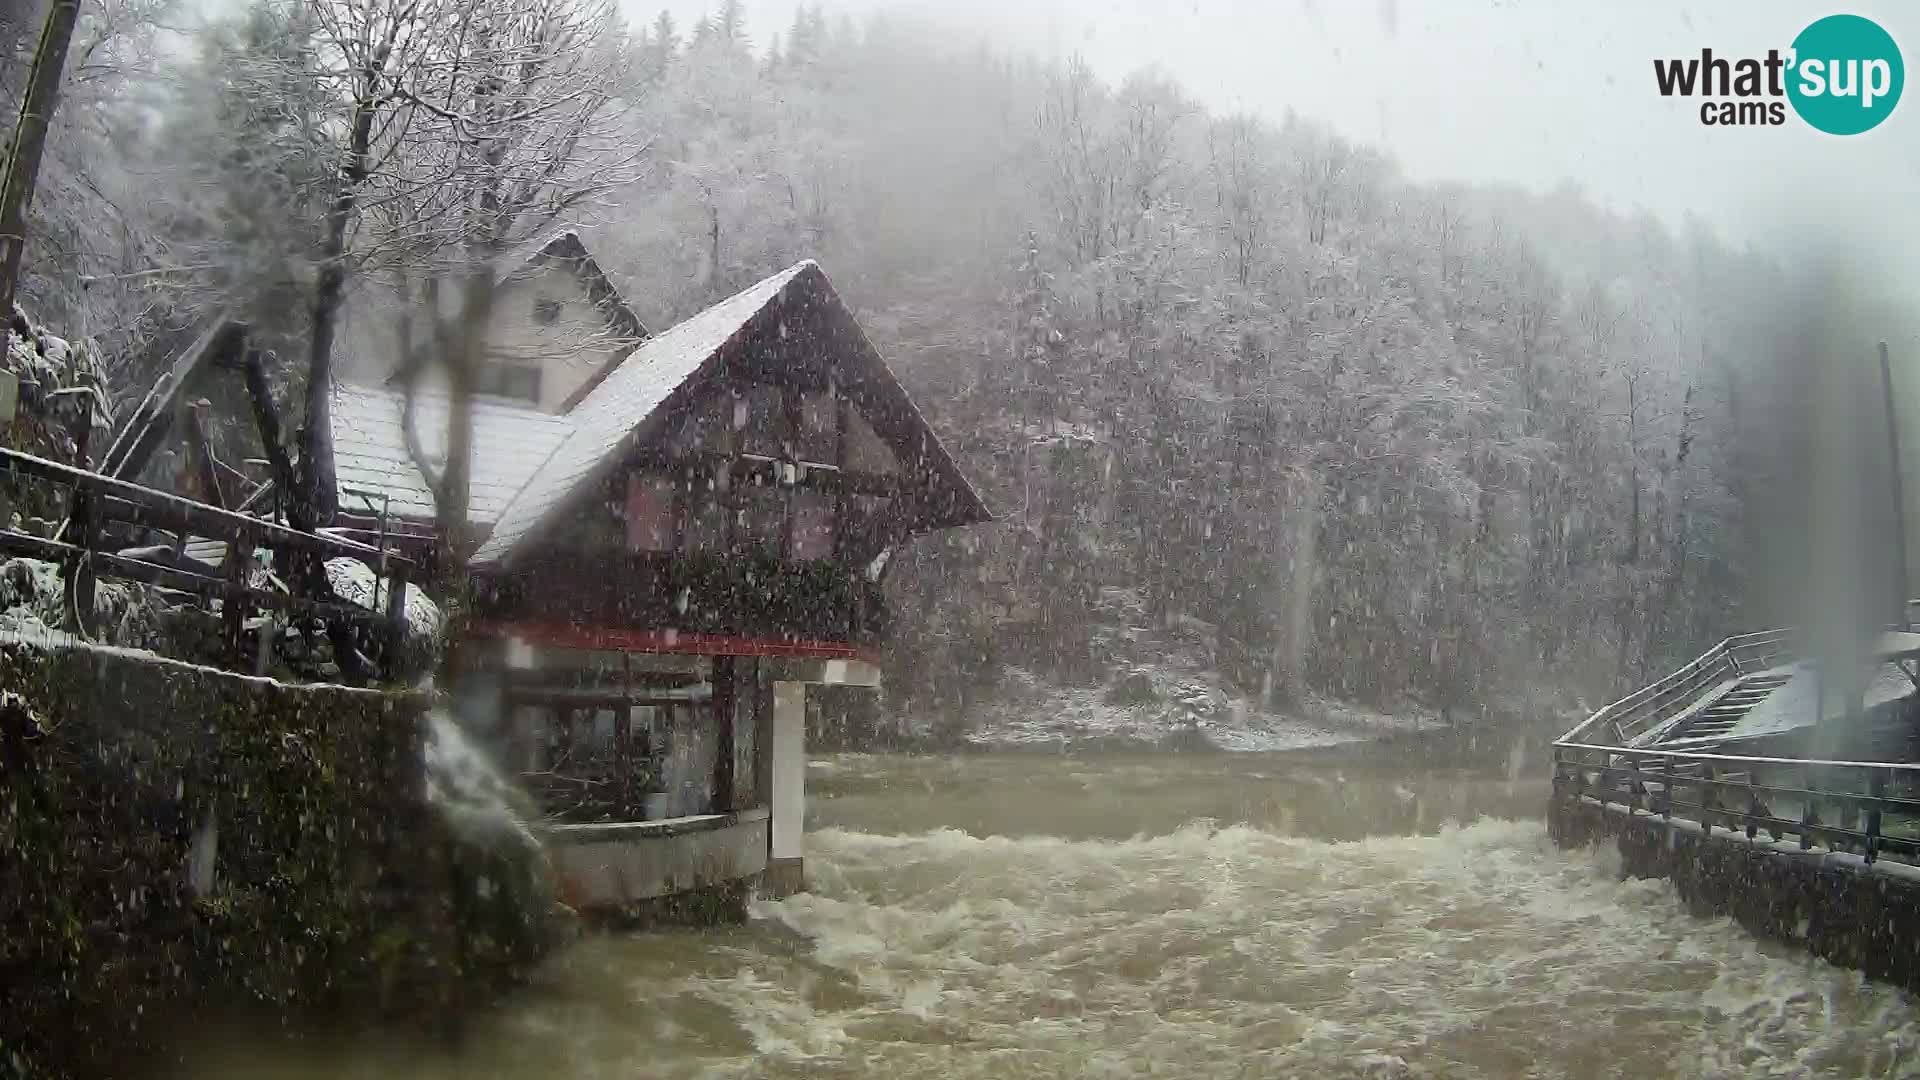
[1788,14,1903,135]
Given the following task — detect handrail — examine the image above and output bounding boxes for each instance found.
[1558,629,1790,746]
[1552,741,1920,774]
[1552,740,1920,865]
[0,447,409,567]
[0,445,413,683]
[1552,619,1920,867]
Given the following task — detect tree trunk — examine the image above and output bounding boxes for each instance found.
[299,91,381,527]
[1270,472,1322,709]
[241,347,303,527]
[0,0,81,319]
[429,269,496,688]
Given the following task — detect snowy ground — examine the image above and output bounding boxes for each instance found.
[936,664,1444,753]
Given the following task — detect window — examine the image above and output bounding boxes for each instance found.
[843,407,900,474]
[532,296,564,325]
[798,390,839,462]
[740,482,786,559]
[790,491,836,560]
[741,384,785,457]
[625,472,677,552]
[842,494,892,547]
[685,497,731,553]
[480,362,542,403]
[683,463,731,552]
[666,393,735,457]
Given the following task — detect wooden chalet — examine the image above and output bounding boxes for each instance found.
[329,247,989,908]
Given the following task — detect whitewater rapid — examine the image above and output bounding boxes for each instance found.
[175,751,1920,1079]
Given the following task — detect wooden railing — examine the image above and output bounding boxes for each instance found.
[479,547,886,647]
[0,447,413,682]
[1552,743,1920,866]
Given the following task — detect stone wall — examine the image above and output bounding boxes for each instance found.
[1551,796,1920,993]
[0,633,558,1080]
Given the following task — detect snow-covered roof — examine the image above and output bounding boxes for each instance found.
[331,383,573,525]
[470,261,815,563]
[333,258,991,567]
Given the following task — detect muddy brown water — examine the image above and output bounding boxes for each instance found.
[177,738,1920,1078]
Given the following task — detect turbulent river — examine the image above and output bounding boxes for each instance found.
[181,740,1920,1079]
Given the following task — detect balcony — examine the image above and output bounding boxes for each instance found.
[474,548,887,648]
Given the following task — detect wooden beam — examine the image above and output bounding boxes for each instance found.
[466,620,879,662]
[98,319,246,482]
[0,528,390,629]
[628,447,903,498]
[500,668,703,690]
[0,448,411,568]
[184,400,226,510]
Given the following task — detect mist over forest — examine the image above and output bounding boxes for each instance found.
[0,0,1899,733]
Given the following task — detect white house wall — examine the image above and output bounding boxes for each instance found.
[485,271,632,412]
[335,261,631,415]
[546,812,770,908]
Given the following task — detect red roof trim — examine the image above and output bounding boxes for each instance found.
[467,620,881,663]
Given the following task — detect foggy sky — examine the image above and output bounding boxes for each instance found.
[642,0,1920,265]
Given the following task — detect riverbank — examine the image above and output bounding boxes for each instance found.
[865,662,1581,758]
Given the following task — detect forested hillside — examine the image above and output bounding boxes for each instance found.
[592,5,1807,725]
[7,0,1827,728]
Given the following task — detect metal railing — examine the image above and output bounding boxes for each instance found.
[1551,743,1920,866]
[1553,620,1920,866]
[1556,630,1792,747]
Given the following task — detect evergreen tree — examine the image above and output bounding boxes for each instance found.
[715,0,747,49]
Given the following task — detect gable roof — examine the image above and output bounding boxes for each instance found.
[334,259,992,569]
[331,384,573,525]
[470,262,815,564]
[376,230,649,398]
[513,230,650,344]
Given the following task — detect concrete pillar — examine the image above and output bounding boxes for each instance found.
[765,680,807,897]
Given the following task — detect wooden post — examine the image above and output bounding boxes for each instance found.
[712,654,736,812]
[752,659,773,811]
[1881,342,1910,630]
[383,560,409,683]
[185,400,227,509]
[253,608,274,676]
[614,703,633,820]
[62,408,94,636]
[224,525,250,664]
